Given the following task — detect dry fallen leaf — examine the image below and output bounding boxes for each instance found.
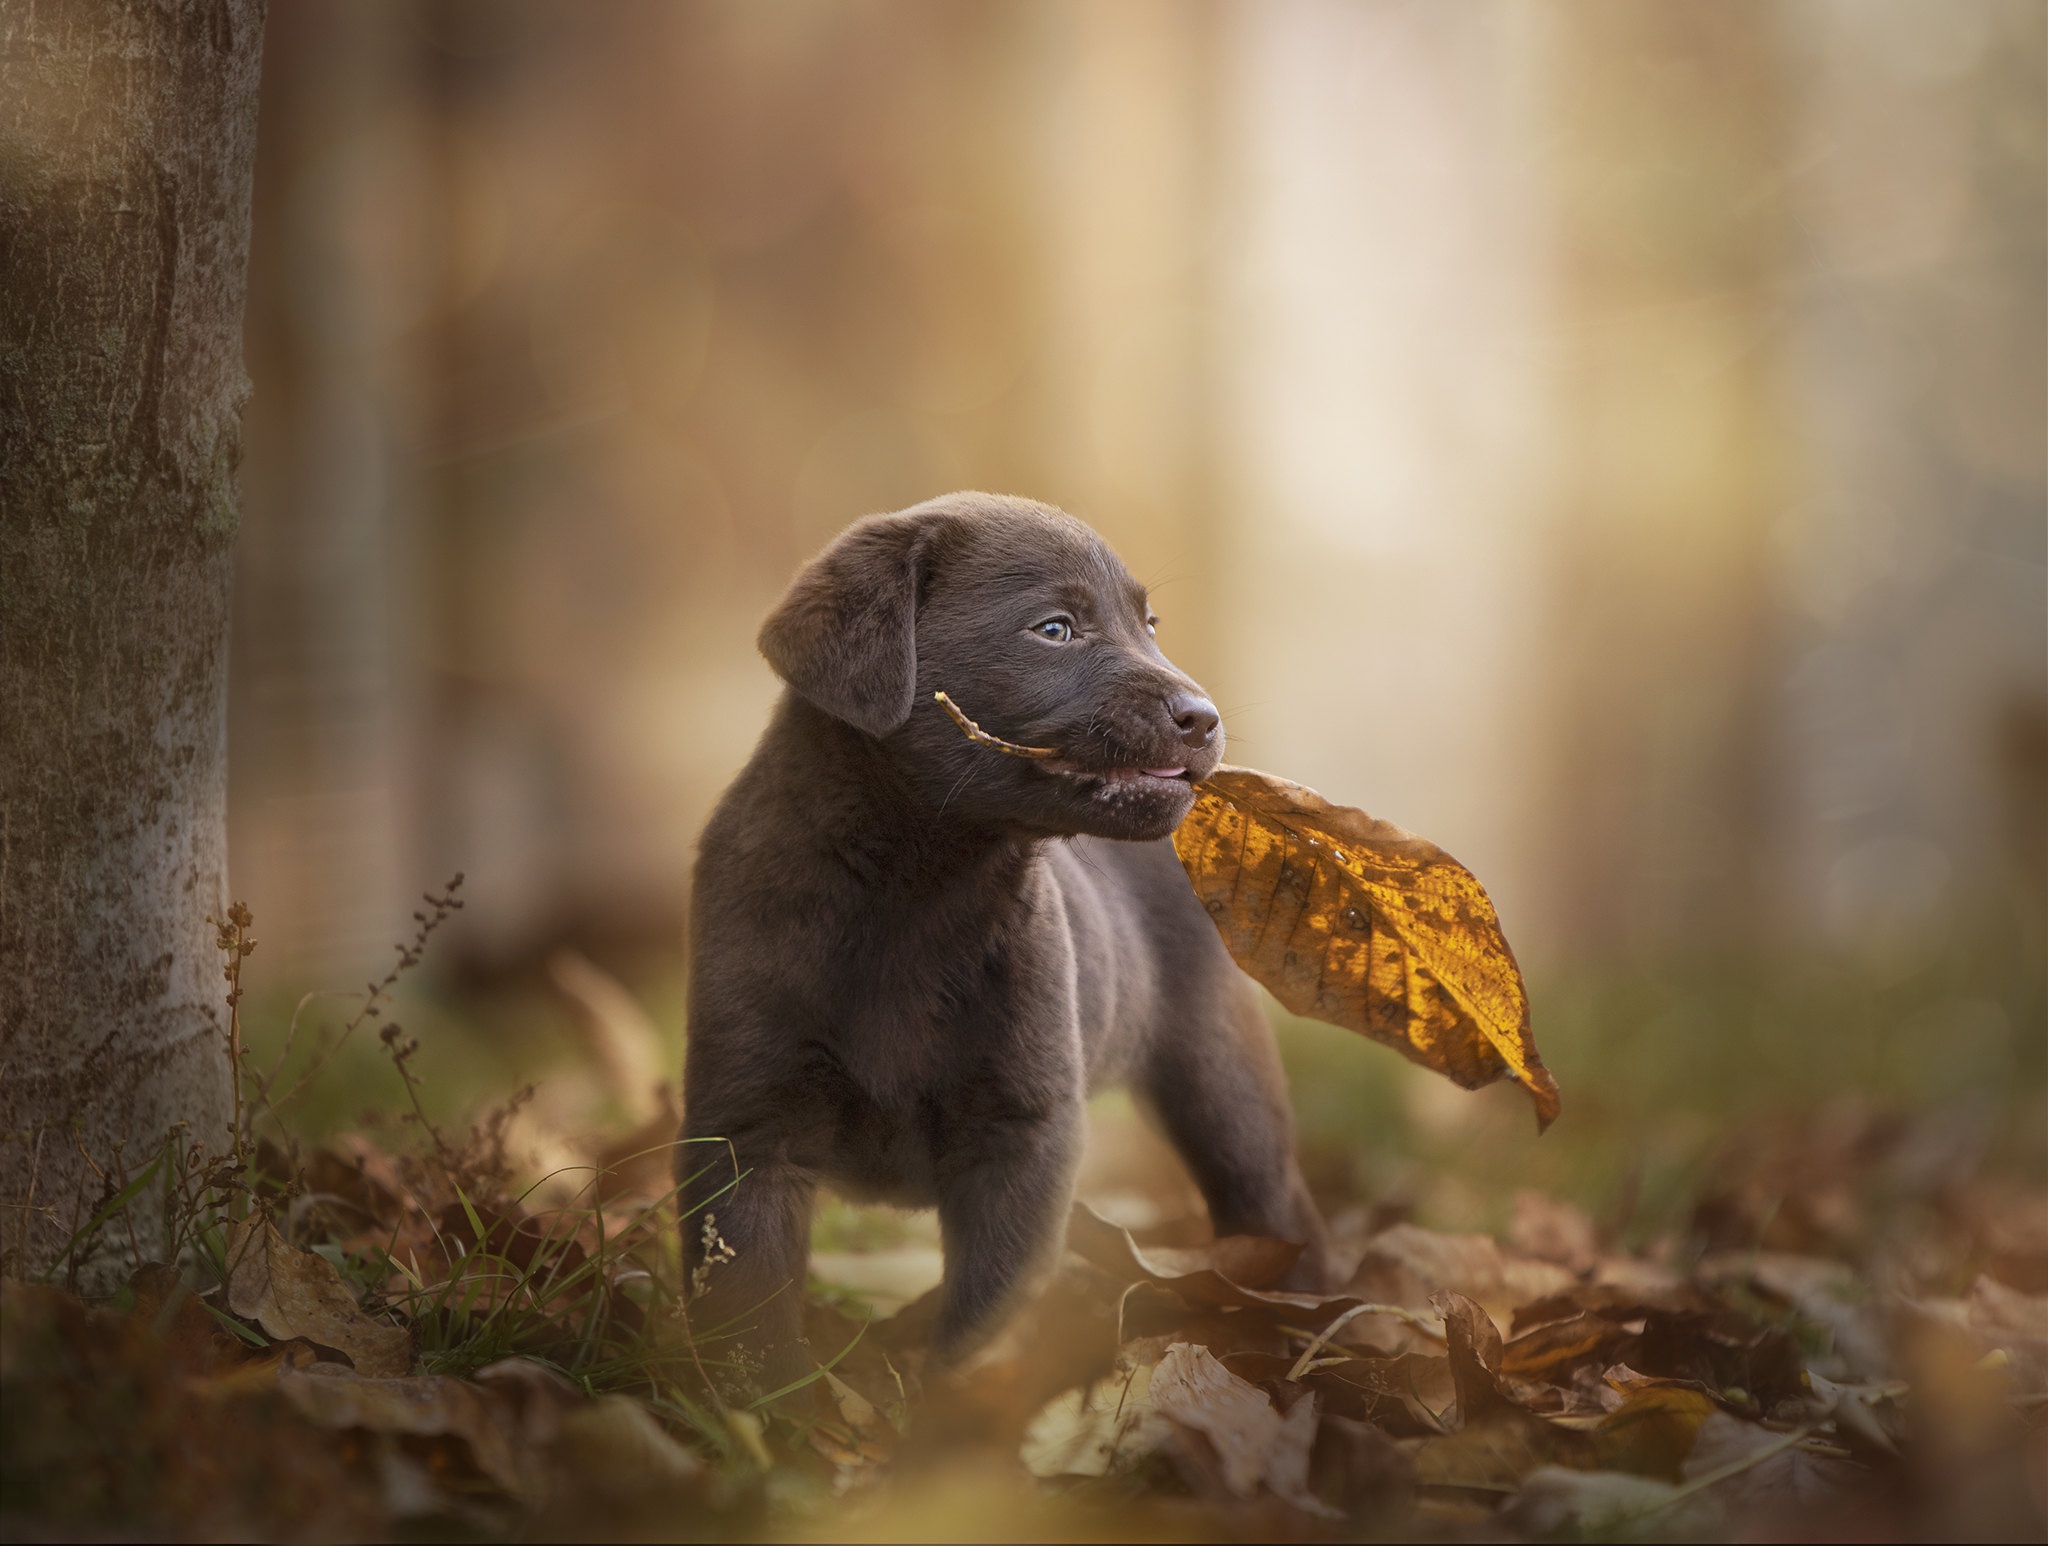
[1964,1273,2048,1400]
[1509,1190,1601,1277]
[277,1361,528,1496]
[1066,1205,1383,1365]
[807,1370,897,1467]
[2,1278,384,1540]
[1148,1341,1334,1514]
[1580,1372,1721,1477]
[1410,1402,1582,1494]
[1173,767,1560,1128]
[1349,1221,1579,1323]
[226,1216,413,1378]
[551,1394,707,1492]
[1221,1348,1454,1437]
[1502,1465,1712,1541]
[1433,1291,1519,1425]
[1499,1309,1642,1388]
[1067,1205,1315,1307]
[1020,1361,1174,1480]
[1681,1410,1864,1519]
[1700,1250,1894,1380]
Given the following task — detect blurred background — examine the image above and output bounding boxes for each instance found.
[229,1,2044,1239]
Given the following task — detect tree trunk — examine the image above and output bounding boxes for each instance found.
[1,0,266,1286]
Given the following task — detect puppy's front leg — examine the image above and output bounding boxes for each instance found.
[930,1115,1080,1365]
[679,1139,815,1394]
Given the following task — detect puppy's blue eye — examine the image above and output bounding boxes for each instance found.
[1031,618,1073,643]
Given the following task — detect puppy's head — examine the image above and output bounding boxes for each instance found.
[760,492,1222,841]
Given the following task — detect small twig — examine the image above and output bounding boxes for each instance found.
[674,1285,726,1419]
[378,1022,453,1161]
[933,691,1058,759]
[1282,1302,1446,1356]
[110,1141,144,1274]
[1287,1302,1380,1380]
[269,876,465,1113]
[12,1126,45,1276]
[208,902,256,1174]
[1795,1439,1854,1459]
[1101,1360,1149,1473]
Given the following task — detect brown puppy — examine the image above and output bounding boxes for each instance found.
[679,492,1328,1388]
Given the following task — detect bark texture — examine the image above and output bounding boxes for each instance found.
[1,0,266,1284]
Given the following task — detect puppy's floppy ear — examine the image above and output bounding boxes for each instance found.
[758,511,941,738]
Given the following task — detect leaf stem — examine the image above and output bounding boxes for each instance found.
[933,691,1058,759]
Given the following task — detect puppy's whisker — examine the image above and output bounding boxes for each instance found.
[1066,835,1108,879]
[935,760,978,824]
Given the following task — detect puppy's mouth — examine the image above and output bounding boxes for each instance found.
[1040,758,1194,790]
[928,693,1210,807]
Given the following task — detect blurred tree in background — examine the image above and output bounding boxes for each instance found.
[225,0,2041,1211]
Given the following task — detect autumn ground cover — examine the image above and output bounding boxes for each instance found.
[3,884,2043,1543]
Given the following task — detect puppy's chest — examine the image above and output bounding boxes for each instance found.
[802,893,1067,1102]
[793,973,996,1201]
[815,950,1006,1101]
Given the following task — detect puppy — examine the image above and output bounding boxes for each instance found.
[679,492,1329,1386]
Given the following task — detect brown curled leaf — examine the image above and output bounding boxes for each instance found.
[226,1216,413,1377]
[1173,766,1560,1130]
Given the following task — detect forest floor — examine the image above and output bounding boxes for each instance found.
[4,938,2044,1542]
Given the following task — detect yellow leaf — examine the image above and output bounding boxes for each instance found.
[1173,766,1561,1130]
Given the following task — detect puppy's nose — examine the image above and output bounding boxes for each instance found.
[1168,692,1220,749]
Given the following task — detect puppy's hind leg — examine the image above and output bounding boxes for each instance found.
[1139,982,1331,1291]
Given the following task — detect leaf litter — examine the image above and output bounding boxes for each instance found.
[5,856,2045,1539]
[7,1068,2046,1540]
